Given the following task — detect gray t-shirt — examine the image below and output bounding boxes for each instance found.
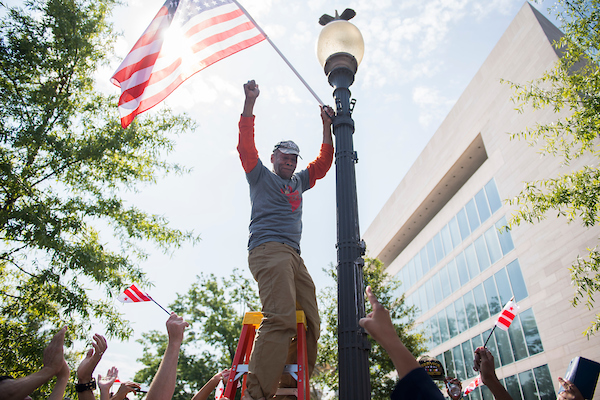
[246,159,311,252]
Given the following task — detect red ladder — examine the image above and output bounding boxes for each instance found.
[224,311,310,399]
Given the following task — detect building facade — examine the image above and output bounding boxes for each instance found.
[362,3,600,400]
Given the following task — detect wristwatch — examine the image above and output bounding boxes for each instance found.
[75,378,97,392]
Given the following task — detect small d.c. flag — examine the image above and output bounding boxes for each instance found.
[495,299,520,331]
[464,375,482,395]
[215,379,224,399]
[111,0,265,128]
[118,284,152,303]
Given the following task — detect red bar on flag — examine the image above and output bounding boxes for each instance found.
[495,299,520,331]
[111,0,265,128]
[118,284,152,303]
[215,379,224,399]
[464,375,482,395]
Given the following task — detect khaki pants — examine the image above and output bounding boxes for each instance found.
[246,242,320,399]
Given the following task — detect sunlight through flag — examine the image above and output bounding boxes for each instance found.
[111,0,265,128]
[495,299,520,331]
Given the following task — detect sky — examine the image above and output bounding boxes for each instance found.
[88,0,562,388]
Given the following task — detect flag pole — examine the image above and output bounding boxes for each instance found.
[149,296,171,315]
[232,0,325,106]
[483,326,496,347]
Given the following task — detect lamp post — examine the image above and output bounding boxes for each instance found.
[317,10,371,399]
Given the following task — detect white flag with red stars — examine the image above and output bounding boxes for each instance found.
[495,299,520,331]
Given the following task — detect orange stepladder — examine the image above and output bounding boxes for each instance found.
[223,310,310,400]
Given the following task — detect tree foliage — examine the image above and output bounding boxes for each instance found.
[314,258,427,400]
[134,271,260,400]
[505,0,600,336]
[0,0,197,391]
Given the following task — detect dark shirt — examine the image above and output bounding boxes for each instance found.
[391,368,445,400]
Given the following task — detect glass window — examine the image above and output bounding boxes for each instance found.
[520,309,544,356]
[518,369,539,400]
[494,328,514,366]
[414,252,423,281]
[432,272,443,305]
[446,303,458,338]
[427,240,437,269]
[483,276,502,315]
[420,247,430,274]
[444,350,455,378]
[506,259,528,301]
[465,198,481,231]
[462,340,476,378]
[411,292,421,314]
[533,364,556,400]
[496,217,515,255]
[434,233,445,263]
[419,285,429,313]
[475,188,492,223]
[474,236,491,271]
[494,268,513,306]
[465,244,480,279]
[463,291,479,328]
[447,259,461,293]
[449,216,461,248]
[457,208,471,240]
[508,315,529,361]
[454,297,469,333]
[473,284,490,321]
[408,259,416,288]
[485,179,503,214]
[482,328,501,369]
[441,225,453,255]
[440,266,452,299]
[481,386,495,400]
[484,226,503,264]
[429,317,441,347]
[471,333,483,354]
[426,280,435,309]
[470,388,483,400]
[452,345,466,381]
[505,374,524,400]
[438,309,450,343]
[456,252,470,286]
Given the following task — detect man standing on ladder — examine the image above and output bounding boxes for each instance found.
[237,80,334,400]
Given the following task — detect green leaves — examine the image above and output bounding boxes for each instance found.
[0,0,196,390]
[507,0,600,336]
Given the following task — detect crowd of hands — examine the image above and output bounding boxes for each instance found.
[0,286,587,400]
[0,315,231,400]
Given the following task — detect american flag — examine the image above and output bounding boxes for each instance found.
[111,0,265,128]
[117,284,152,303]
[495,299,520,331]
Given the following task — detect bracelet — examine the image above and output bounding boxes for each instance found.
[75,378,97,392]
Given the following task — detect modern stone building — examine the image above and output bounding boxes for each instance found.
[362,3,600,399]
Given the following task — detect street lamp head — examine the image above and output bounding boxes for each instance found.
[316,10,364,76]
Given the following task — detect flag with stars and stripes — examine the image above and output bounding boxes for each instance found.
[117,284,152,303]
[111,0,265,128]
